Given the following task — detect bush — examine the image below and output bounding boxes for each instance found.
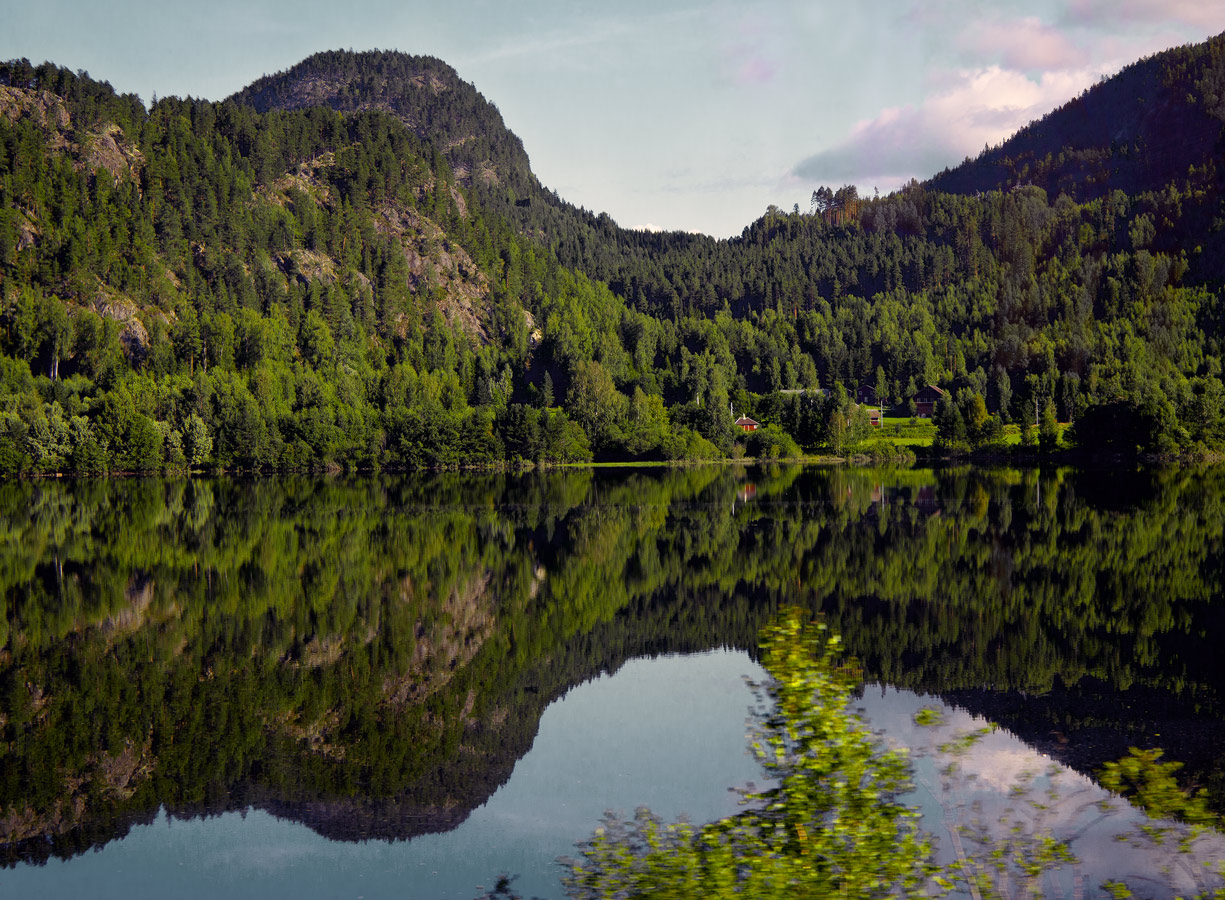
[742,423,801,459]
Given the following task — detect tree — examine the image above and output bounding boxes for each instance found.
[934,394,966,447]
[36,295,72,381]
[995,370,1013,422]
[961,391,1001,449]
[622,387,671,458]
[299,309,335,368]
[565,360,628,454]
[1039,397,1059,452]
[874,365,888,412]
[182,413,213,468]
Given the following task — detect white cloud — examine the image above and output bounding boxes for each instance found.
[789,2,1225,194]
[793,64,1104,186]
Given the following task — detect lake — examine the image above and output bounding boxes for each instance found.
[2,465,1224,897]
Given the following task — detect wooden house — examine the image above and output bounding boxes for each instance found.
[734,416,760,432]
[914,385,945,418]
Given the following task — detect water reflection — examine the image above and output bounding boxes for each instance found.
[0,651,764,900]
[1,465,1223,874]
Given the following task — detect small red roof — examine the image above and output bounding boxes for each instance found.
[734,416,760,427]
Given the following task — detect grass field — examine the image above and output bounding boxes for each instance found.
[875,417,937,447]
[870,418,1071,449]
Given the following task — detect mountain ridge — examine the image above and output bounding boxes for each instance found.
[2,36,1225,475]
[231,49,538,199]
[928,32,1225,201]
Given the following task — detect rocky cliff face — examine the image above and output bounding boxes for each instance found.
[0,85,143,181]
[257,149,502,345]
[230,50,535,195]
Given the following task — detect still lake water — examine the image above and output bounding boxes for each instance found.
[2,465,1224,897]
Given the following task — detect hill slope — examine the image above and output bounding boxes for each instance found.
[232,50,536,198]
[928,33,1225,201]
[3,37,1225,476]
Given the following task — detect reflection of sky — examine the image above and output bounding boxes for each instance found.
[2,651,766,900]
[857,687,1225,899]
[5,653,1223,899]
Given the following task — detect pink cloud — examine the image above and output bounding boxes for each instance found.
[794,65,1104,185]
[1066,0,1225,30]
[959,16,1088,71]
[735,55,777,85]
[715,7,783,87]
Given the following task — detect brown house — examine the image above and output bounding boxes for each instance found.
[856,385,877,406]
[914,385,946,418]
[734,416,760,432]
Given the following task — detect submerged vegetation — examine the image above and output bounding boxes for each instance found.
[564,610,936,899]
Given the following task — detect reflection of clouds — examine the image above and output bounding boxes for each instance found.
[858,688,1225,898]
[214,839,325,874]
[162,808,386,879]
[956,744,1050,791]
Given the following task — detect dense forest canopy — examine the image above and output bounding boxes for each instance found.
[1,34,1224,472]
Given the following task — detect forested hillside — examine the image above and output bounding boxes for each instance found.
[2,35,1225,474]
[929,35,1225,206]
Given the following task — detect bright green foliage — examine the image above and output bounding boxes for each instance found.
[1039,398,1060,453]
[6,43,1225,470]
[741,422,802,459]
[1100,748,1219,829]
[563,609,935,899]
[936,391,1003,451]
[1097,749,1225,898]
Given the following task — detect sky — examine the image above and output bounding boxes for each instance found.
[3,1,1224,237]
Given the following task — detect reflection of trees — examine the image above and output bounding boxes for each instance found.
[2,464,1224,864]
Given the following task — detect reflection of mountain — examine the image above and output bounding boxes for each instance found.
[941,680,1225,802]
[2,464,1225,865]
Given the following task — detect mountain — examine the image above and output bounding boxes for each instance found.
[929,33,1225,201]
[3,35,1225,478]
[229,49,615,263]
[231,50,536,199]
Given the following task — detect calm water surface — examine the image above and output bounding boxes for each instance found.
[2,465,1224,897]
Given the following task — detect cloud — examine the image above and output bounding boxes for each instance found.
[957,16,1088,71]
[462,9,700,67]
[793,64,1105,186]
[1066,0,1225,30]
[715,6,785,87]
[733,55,777,85]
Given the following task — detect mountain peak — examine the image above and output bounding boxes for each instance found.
[230,48,534,194]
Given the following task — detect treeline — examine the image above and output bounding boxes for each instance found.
[0,61,819,472]
[3,48,1225,474]
[248,46,1225,455]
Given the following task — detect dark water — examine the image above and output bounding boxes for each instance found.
[2,465,1224,897]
